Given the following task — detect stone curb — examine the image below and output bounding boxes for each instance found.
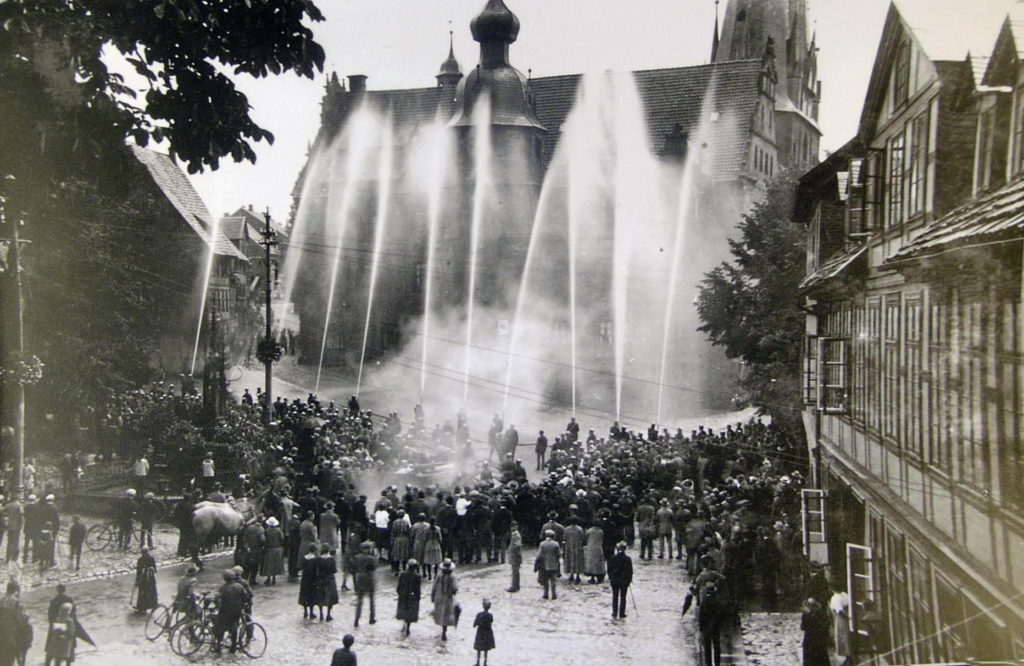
[16,548,233,591]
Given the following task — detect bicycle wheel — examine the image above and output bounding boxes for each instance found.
[171,619,209,660]
[239,621,267,659]
[85,523,116,551]
[144,604,171,641]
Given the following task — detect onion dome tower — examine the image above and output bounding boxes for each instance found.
[450,0,545,131]
[437,31,463,89]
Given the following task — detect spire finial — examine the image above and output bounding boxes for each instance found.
[711,0,721,61]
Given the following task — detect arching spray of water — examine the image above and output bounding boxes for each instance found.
[502,163,558,416]
[420,118,452,399]
[190,214,223,376]
[356,113,395,395]
[315,108,377,393]
[463,95,492,405]
[611,74,636,422]
[656,86,717,427]
[277,148,329,321]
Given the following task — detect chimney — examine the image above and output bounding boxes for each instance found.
[247,204,253,212]
[348,75,367,93]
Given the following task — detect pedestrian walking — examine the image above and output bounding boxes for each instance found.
[321,503,340,556]
[607,542,633,619]
[44,602,75,666]
[431,559,459,641]
[389,510,412,572]
[534,431,547,471]
[133,546,159,614]
[330,633,357,666]
[287,510,302,579]
[506,523,522,592]
[636,496,656,560]
[200,453,216,494]
[137,492,159,550]
[352,541,377,627]
[395,559,422,636]
[299,511,319,563]
[472,598,495,666]
[68,516,86,571]
[299,544,320,619]
[116,489,136,551]
[534,529,561,600]
[656,499,674,559]
[0,580,32,666]
[696,580,727,666]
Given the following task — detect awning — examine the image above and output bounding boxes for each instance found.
[799,244,868,291]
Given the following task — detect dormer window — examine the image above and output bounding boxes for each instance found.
[1013,88,1024,176]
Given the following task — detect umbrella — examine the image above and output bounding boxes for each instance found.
[75,617,96,647]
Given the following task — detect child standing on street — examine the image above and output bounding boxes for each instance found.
[472,598,495,666]
[68,516,86,571]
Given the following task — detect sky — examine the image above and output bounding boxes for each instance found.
[183,0,1018,223]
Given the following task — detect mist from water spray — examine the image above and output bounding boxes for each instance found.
[277,149,329,321]
[502,167,557,416]
[420,118,452,399]
[315,108,376,393]
[463,95,492,405]
[190,213,222,376]
[356,113,395,396]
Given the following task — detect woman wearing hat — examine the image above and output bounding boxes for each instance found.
[430,559,459,641]
[133,546,159,614]
[395,559,422,636]
[262,517,284,585]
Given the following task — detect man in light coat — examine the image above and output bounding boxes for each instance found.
[506,523,522,592]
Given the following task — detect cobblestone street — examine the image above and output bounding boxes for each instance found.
[18,547,709,665]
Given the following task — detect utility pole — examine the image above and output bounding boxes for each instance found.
[1,205,27,500]
[258,209,278,425]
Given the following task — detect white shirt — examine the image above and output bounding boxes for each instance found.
[374,509,390,529]
[201,459,215,477]
[455,497,470,516]
[134,459,149,476]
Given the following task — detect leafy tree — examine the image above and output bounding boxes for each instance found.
[696,174,806,440]
[0,0,325,442]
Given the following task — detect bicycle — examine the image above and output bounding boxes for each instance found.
[145,594,202,641]
[169,594,267,660]
[84,521,138,551]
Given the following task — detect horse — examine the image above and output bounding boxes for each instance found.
[189,496,263,568]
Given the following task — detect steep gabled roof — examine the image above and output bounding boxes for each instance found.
[314,59,765,182]
[131,145,247,261]
[530,60,766,178]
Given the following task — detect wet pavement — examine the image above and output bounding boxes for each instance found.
[18,548,702,665]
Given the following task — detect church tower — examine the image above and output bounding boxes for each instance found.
[714,0,820,171]
[437,32,463,89]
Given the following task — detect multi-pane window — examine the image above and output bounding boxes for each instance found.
[905,296,924,457]
[908,547,937,662]
[928,294,951,473]
[1014,89,1024,175]
[883,294,901,442]
[907,112,928,216]
[997,298,1024,508]
[866,298,882,433]
[977,107,997,191]
[893,40,911,108]
[887,135,905,228]
[957,293,988,490]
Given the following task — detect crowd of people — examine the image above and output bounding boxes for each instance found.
[0,380,828,665]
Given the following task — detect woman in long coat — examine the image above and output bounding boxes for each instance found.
[298,544,320,619]
[410,515,431,566]
[298,511,319,563]
[261,517,285,585]
[430,559,459,641]
[563,519,585,583]
[134,547,159,613]
[44,602,75,666]
[389,510,412,572]
[395,559,422,636]
[422,518,443,581]
[584,523,606,583]
[316,544,339,621]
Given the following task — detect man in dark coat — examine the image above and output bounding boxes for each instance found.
[697,580,727,666]
[213,570,250,654]
[607,541,633,619]
[534,431,548,471]
[352,542,377,627]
